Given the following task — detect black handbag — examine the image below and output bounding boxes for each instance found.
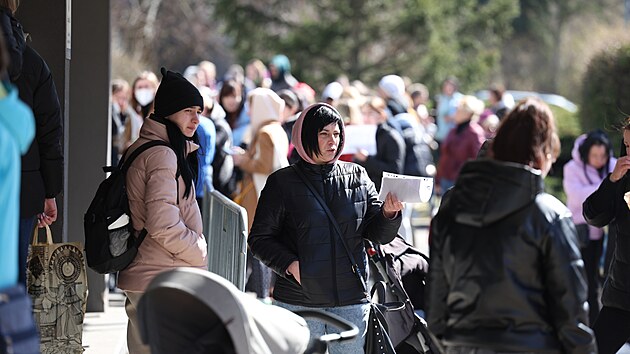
[292,164,398,354]
[367,240,444,354]
[365,300,397,354]
[0,284,40,354]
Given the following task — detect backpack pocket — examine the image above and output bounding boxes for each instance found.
[107,214,132,257]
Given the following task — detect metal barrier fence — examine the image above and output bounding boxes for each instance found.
[202,189,248,291]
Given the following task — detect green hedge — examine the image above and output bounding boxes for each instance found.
[580,44,630,154]
[546,106,582,203]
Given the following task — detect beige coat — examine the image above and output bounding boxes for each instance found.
[237,88,289,230]
[238,122,289,230]
[118,117,208,292]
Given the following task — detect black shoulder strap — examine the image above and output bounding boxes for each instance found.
[291,164,368,294]
[120,140,172,173]
[121,140,171,248]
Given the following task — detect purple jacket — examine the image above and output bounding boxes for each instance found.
[563,134,616,240]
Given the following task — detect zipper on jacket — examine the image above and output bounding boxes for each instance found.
[175,172,180,205]
[321,165,340,306]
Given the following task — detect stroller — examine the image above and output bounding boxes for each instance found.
[366,235,443,354]
[136,267,359,354]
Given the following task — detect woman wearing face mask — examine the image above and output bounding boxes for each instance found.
[248,103,404,353]
[428,98,595,352]
[118,68,208,354]
[128,71,160,146]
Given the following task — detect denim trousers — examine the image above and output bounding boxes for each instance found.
[274,300,370,354]
[18,216,37,286]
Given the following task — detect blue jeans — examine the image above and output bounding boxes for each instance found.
[18,216,37,286]
[274,300,369,354]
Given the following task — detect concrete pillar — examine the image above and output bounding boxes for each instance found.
[67,0,111,312]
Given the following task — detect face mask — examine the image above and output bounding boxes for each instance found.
[134,88,154,106]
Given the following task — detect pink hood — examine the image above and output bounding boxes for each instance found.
[291,102,345,164]
[563,133,616,240]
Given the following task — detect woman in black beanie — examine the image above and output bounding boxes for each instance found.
[117,67,208,354]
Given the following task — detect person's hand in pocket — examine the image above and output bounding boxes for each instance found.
[286,261,301,284]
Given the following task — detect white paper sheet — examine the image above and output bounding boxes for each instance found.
[341,124,377,155]
[378,172,434,203]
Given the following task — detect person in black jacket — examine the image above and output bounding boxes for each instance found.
[583,117,630,354]
[0,1,63,287]
[428,97,595,353]
[354,96,405,190]
[248,102,403,353]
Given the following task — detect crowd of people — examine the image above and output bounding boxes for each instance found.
[2,6,629,350]
[106,52,625,354]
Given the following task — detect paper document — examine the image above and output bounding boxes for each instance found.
[341,124,377,155]
[378,172,434,203]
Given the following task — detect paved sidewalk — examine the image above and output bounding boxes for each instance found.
[82,293,127,354]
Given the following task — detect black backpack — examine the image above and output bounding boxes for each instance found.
[84,140,171,274]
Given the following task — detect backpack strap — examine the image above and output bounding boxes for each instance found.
[120,140,172,173]
[120,140,172,249]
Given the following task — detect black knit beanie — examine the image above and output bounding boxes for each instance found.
[153,67,204,118]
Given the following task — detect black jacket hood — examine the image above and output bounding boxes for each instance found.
[0,7,25,81]
[450,159,544,227]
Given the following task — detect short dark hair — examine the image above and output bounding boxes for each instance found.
[301,105,344,159]
[492,97,559,169]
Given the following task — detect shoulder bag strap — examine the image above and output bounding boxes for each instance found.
[291,164,368,294]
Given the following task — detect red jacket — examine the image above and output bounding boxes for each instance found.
[436,121,485,185]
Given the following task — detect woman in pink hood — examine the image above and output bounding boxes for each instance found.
[247,103,404,353]
[563,129,616,324]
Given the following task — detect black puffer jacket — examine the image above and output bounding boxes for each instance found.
[428,159,595,353]
[583,175,630,312]
[248,160,401,307]
[1,8,63,217]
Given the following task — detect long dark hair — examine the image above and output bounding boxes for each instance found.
[578,130,612,183]
[218,79,246,129]
[151,115,198,199]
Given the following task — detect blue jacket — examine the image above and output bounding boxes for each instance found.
[231,106,250,148]
[195,115,216,199]
[0,83,35,289]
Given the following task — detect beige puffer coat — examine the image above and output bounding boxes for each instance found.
[117,116,208,292]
